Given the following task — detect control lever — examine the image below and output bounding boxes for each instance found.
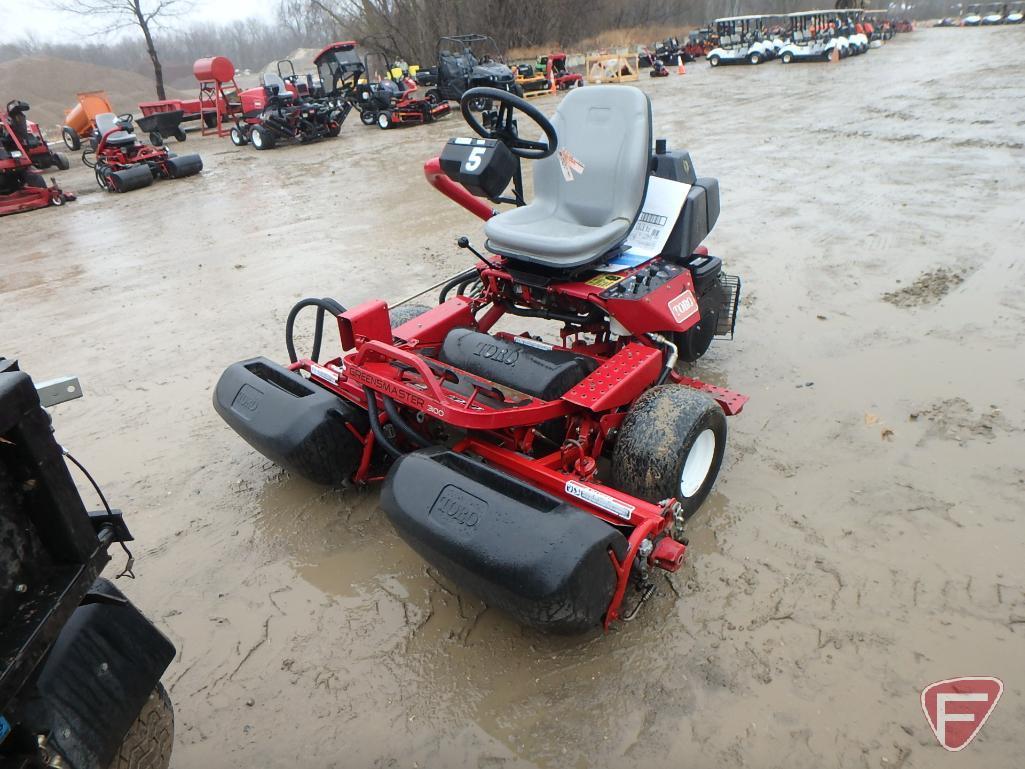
[457,236,499,270]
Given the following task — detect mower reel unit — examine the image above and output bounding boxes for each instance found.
[87,113,203,193]
[1,102,75,217]
[215,86,746,634]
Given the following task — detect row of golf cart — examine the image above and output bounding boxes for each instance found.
[707,9,898,66]
[937,3,1025,25]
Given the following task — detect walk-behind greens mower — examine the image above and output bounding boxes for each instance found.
[214,86,746,634]
[85,113,203,193]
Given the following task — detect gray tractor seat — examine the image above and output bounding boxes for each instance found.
[484,85,652,270]
[94,112,137,146]
[262,73,294,103]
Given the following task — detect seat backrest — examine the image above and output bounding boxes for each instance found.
[532,85,651,229]
[94,112,133,143]
[262,73,292,99]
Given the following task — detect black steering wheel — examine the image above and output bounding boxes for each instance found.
[459,87,557,160]
[116,112,134,129]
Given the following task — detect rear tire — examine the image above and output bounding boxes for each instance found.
[749,53,761,64]
[425,89,441,105]
[173,128,187,142]
[149,132,164,147]
[203,112,219,129]
[53,152,70,171]
[611,386,726,519]
[105,683,173,769]
[360,109,376,126]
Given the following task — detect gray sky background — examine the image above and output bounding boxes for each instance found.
[1,0,278,42]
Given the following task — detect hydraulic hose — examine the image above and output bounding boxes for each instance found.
[382,396,431,448]
[285,297,346,364]
[648,332,679,385]
[363,386,402,459]
[437,267,481,304]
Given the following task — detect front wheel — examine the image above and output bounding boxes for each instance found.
[709,54,721,67]
[62,126,81,151]
[105,683,174,769]
[424,89,441,106]
[377,111,391,129]
[782,51,794,64]
[229,125,248,146]
[611,386,727,519]
[251,125,275,150]
[359,108,376,125]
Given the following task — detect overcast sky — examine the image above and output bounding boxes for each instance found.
[1,0,278,42]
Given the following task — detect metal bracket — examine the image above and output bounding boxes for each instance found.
[34,376,83,407]
[87,509,133,543]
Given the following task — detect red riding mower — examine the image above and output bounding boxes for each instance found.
[214,86,745,634]
[1,102,74,216]
[85,112,203,193]
[230,73,348,150]
[543,53,584,90]
[353,69,451,130]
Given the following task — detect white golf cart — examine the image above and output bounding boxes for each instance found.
[1007,2,1025,23]
[981,2,1007,23]
[707,16,773,66]
[962,4,984,24]
[779,11,839,64]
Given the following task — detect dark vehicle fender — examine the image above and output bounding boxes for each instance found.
[17,578,175,769]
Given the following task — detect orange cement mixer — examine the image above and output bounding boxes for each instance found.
[61,91,115,151]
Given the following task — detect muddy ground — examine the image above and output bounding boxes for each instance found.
[4,26,1024,769]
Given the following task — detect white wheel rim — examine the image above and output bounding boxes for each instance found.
[378,114,389,128]
[680,429,715,498]
[252,131,263,147]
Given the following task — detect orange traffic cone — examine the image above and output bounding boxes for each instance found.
[678,54,686,75]
[549,75,556,95]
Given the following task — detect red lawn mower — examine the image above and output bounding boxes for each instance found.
[85,112,203,193]
[1,102,74,217]
[545,53,584,90]
[353,69,451,130]
[230,73,348,150]
[214,86,745,634]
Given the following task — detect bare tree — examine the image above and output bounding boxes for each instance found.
[50,0,193,99]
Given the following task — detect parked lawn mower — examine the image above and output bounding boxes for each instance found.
[85,113,203,192]
[542,53,584,90]
[515,64,550,98]
[3,100,70,172]
[1,107,74,217]
[685,28,716,58]
[229,73,348,150]
[423,35,522,109]
[0,359,176,769]
[214,86,745,634]
[649,58,670,77]
[352,68,452,129]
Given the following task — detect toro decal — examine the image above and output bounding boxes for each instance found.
[668,290,699,325]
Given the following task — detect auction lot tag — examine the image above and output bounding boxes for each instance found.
[558,149,585,181]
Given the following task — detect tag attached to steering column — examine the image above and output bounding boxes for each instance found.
[558,149,585,181]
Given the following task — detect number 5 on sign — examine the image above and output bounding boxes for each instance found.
[465,147,486,171]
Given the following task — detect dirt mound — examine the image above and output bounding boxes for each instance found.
[262,48,323,78]
[0,56,190,138]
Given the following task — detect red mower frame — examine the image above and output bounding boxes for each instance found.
[279,154,746,627]
[0,107,74,217]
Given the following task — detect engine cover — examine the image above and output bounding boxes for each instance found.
[439,328,598,401]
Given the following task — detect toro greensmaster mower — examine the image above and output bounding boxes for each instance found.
[214,86,745,634]
[229,73,348,150]
[84,113,203,193]
[1,102,74,216]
